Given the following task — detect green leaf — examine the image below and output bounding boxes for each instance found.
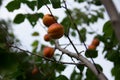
[70,70,82,80]
[92,0,102,6]
[26,1,36,11]
[85,68,97,80]
[13,14,25,24]
[32,32,39,36]
[103,21,113,37]
[79,28,86,42]
[27,13,39,26]
[105,50,120,63]
[31,40,39,47]
[56,75,68,80]
[0,48,17,69]
[71,31,76,37]
[90,15,98,23]
[55,63,66,73]
[111,65,120,80]
[61,17,71,36]
[37,0,50,9]
[85,49,98,58]
[6,1,20,12]
[77,65,84,72]
[78,0,84,3]
[50,0,61,8]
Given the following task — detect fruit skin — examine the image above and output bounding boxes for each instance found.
[88,45,96,50]
[32,66,39,75]
[42,14,56,27]
[91,38,100,46]
[48,23,64,39]
[44,34,51,41]
[43,46,54,58]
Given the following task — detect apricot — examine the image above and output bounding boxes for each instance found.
[32,66,39,75]
[44,34,51,41]
[43,46,54,58]
[48,23,64,39]
[91,38,100,46]
[42,14,56,27]
[88,45,96,50]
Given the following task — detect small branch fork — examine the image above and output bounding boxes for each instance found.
[55,40,108,80]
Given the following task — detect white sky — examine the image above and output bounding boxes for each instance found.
[0,0,120,80]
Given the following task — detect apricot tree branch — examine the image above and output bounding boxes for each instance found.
[55,40,108,80]
[100,0,120,43]
[9,44,84,66]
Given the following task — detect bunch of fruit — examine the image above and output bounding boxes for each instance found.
[43,14,64,41]
[88,38,100,50]
[42,14,64,58]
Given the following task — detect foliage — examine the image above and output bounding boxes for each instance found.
[0,0,119,80]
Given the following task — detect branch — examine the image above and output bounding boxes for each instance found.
[9,44,84,66]
[100,0,120,43]
[55,40,108,80]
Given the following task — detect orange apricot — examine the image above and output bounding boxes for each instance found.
[44,34,51,41]
[88,45,96,50]
[43,46,54,58]
[42,14,56,27]
[91,38,100,47]
[32,66,39,75]
[48,23,64,39]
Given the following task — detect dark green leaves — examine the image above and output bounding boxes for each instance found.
[27,14,39,26]
[79,28,86,42]
[13,13,43,26]
[37,0,50,9]
[56,75,68,80]
[32,32,39,36]
[27,13,43,26]
[111,65,120,80]
[50,0,61,8]
[70,70,82,80]
[91,0,102,6]
[32,40,39,47]
[6,1,20,12]
[55,63,66,73]
[85,50,98,58]
[103,21,113,37]
[14,14,25,24]
[25,1,36,11]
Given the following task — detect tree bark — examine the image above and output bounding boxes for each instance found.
[100,0,120,43]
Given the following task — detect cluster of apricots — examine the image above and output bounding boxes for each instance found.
[43,14,64,41]
[42,14,64,58]
[88,38,100,50]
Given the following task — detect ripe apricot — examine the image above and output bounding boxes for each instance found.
[91,38,100,46]
[48,23,64,39]
[42,14,56,27]
[44,34,51,41]
[88,45,96,50]
[32,66,39,75]
[43,46,54,58]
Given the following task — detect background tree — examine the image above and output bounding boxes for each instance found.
[0,0,120,80]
